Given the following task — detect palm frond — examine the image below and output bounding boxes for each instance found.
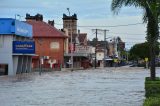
[111,0,147,14]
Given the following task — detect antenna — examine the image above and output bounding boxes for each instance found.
[67,8,70,16]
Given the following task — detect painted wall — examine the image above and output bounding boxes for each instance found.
[0,35,14,75]
[0,18,33,76]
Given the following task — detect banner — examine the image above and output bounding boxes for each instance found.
[13,41,35,54]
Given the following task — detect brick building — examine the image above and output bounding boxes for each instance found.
[63,13,77,37]
[26,14,68,69]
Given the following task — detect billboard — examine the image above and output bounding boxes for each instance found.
[13,41,35,54]
[0,18,32,37]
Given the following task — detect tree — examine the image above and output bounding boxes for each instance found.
[111,0,160,80]
[129,42,159,61]
[92,37,98,42]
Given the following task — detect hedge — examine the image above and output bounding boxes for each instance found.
[143,97,160,106]
[144,77,160,106]
[145,77,160,98]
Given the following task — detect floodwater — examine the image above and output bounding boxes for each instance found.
[0,67,160,106]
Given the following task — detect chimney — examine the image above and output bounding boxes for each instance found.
[48,20,54,27]
[25,13,43,21]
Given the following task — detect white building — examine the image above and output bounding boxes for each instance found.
[0,18,34,76]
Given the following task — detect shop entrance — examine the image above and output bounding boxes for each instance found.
[0,64,8,75]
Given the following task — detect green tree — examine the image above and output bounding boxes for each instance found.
[92,37,98,42]
[129,42,159,60]
[111,0,160,80]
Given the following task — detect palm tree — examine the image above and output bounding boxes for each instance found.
[111,0,160,80]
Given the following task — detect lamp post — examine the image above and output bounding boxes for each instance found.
[37,38,43,75]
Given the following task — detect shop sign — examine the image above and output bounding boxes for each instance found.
[13,41,35,54]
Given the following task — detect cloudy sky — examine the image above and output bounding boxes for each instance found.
[0,0,147,49]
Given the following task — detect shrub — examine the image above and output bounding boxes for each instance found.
[143,97,160,106]
[145,77,160,98]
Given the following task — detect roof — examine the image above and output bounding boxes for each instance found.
[26,20,67,38]
[78,33,87,43]
[71,33,87,44]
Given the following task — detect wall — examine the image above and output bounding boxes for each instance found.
[0,35,14,75]
[97,52,104,61]
[0,19,33,76]
[34,37,65,68]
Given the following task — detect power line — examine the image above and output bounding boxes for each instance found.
[78,23,143,28]
[108,32,145,36]
[54,22,144,28]
[55,22,145,35]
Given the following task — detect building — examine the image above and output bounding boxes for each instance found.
[26,14,68,69]
[63,13,77,37]
[96,48,105,67]
[107,37,125,58]
[87,37,125,67]
[0,18,34,76]
[63,13,92,69]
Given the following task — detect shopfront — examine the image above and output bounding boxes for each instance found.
[0,18,34,76]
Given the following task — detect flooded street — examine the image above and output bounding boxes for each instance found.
[0,67,160,106]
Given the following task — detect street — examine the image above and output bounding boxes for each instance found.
[0,67,160,106]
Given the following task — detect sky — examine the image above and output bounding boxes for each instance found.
[0,0,147,49]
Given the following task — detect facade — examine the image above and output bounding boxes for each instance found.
[78,33,87,46]
[0,18,34,76]
[26,14,68,69]
[64,45,93,68]
[107,37,125,58]
[63,13,92,69]
[87,37,125,67]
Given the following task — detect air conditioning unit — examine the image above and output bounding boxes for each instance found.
[44,56,49,59]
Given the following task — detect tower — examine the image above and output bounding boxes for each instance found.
[62,13,77,37]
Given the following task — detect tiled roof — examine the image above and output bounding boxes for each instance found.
[71,33,87,44]
[78,33,87,43]
[26,20,67,38]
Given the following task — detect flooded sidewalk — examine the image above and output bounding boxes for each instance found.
[0,67,159,106]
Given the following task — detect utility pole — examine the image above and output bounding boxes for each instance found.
[104,30,106,67]
[92,29,109,68]
[95,29,97,69]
